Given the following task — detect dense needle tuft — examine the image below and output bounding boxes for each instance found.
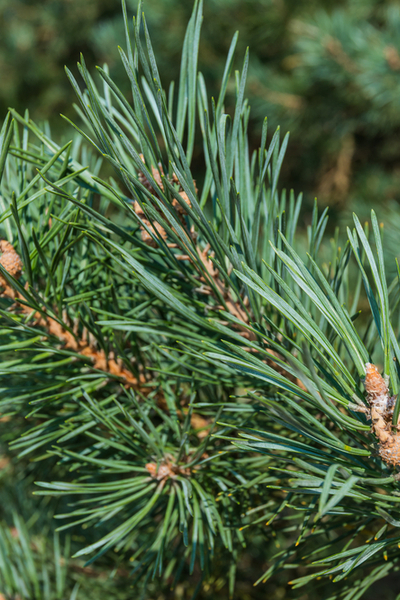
[2,1,400,598]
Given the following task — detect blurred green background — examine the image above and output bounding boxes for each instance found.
[2,0,400,222]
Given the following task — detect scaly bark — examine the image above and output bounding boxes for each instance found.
[363,362,400,466]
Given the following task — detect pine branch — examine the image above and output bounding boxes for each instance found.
[0,240,146,390]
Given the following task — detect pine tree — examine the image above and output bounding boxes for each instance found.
[1,2,400,599]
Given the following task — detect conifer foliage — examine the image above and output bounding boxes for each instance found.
[1,2,400,599]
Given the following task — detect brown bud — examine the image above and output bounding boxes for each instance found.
[0,240,23,286]
[364,363,388,400]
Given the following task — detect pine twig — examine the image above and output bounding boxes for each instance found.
[0,240,146,390]
[357,362,400,466]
